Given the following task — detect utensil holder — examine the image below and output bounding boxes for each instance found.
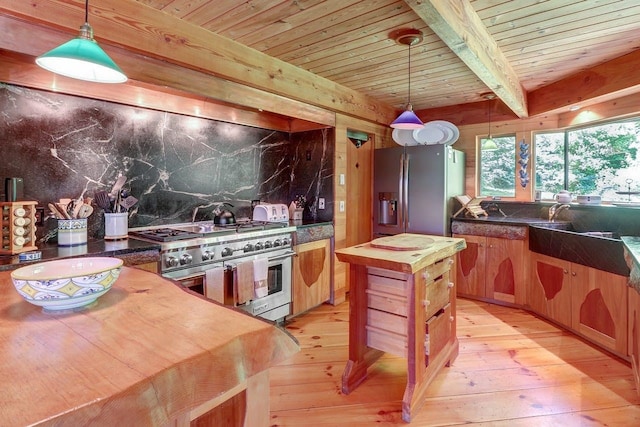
[104,212,128,240]
[58,218,87,247]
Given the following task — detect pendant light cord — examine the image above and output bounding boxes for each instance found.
[85,0,89,23]
[407,43,412,106]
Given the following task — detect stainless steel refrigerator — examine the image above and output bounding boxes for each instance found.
[373,145,465,237]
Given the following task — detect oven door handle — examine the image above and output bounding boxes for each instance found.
[225,250,295,269]
[268,250,295,262]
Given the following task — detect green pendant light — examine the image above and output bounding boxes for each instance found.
[482,92,498,150]
[36,0,127,84]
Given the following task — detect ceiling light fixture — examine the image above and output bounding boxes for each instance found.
[390,29,424,129]
[36,0,127,84]
[481,92,498,151]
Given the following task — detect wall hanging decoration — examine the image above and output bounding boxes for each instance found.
[518,139,530,188]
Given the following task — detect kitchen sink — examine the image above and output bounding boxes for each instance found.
[532,222,620,240]
[529,223,628,275]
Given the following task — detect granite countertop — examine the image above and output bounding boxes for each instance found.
[452,216,567,226]
[292,221,334,244]
[0,267,298,425]
[0,238,160,272]
[622,236,640,292]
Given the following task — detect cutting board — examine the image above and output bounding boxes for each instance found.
[370,235,435,251]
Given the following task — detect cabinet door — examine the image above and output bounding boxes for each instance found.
[485,237,525,304]
[628,287,640,388]
[453,234,486,298]
[527,252,572,327]
[571,264,628,355]
[292,239,331,316]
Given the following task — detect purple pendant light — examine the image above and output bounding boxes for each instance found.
[391,29,424,129]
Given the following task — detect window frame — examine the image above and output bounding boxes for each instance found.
[477,132,517,198]
[532,116,640,201]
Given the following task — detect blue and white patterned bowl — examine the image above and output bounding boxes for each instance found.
[11,257,123,311]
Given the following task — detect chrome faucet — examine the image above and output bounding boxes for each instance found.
[549,203,570,222]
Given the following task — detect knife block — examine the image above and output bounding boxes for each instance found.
[1,201,38,254]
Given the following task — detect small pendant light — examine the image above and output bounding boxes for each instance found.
[36,0,127,84]
[482,92,498,150]
[390,30,424,129]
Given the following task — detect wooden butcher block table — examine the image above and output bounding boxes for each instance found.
[0,266,298,427]
[335,233,466,423]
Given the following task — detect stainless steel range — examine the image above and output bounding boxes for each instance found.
[129,221,296,322]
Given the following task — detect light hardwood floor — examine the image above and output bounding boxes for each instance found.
[269,298,640,426]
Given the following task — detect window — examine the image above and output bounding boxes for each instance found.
[534,119,640,201]
[479,135,516,197]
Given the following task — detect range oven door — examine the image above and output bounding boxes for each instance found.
[226,249,294,321]
[162,263,226,300]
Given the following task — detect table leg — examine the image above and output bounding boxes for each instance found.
[342,264,383,394]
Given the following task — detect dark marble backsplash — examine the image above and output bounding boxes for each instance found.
[0,83,334,240]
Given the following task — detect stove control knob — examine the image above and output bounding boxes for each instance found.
[221,247,233,257]
[243,243,254,252]
[180,253,193,265]
[165,256,179,268]
[273,239,282,247]
[254,242,264,250]
[202,250,214,261]
[264,241,273,249]
[282,237,290,246]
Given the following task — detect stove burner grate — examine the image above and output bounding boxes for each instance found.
[129,228,203,242]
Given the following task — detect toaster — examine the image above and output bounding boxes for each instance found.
[252,203,290,222]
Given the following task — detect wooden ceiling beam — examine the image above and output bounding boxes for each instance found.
[0,0,395,126]
[404,0,528,118]
[527,49,640,116]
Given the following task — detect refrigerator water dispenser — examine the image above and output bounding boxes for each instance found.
[378,192,397,225]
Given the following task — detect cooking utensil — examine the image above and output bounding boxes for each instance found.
[109,175,127,198]
[94,190,112,213]
[55,202,71,219]
[77,204,94,219]
[48,203,65,219]
[120,196,138,211]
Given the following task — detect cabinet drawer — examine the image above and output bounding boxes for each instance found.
[367,308,407,336]
[366,289,407,316]
[423,256,454,283]
[426,303,453,363]
[367,268,410,297]
[366,324,407,358]
[425,271,452,320]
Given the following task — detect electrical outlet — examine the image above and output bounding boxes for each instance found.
[318,198,325,209]
[339,174,345,185]
[339,200,345,212]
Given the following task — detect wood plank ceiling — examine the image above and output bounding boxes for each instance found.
[138,0,640,119]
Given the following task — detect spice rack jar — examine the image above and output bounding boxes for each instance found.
[1,201,38,254]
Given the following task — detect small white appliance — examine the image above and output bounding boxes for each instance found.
[252,203,290,222]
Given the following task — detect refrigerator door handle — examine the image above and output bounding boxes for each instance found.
[403,153,409,230]
[397,152,405,232]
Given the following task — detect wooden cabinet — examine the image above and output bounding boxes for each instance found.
[628,287,640,390]
[528,251,628,355]
[527,252,573,326]
[454,234,525,304]
[571,262,627,356]
[292,239,331,316]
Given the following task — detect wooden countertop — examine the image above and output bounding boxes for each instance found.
[335,234,466,274]
[0,267,298,426]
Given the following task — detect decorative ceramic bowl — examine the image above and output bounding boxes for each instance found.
[11,257,124,311]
